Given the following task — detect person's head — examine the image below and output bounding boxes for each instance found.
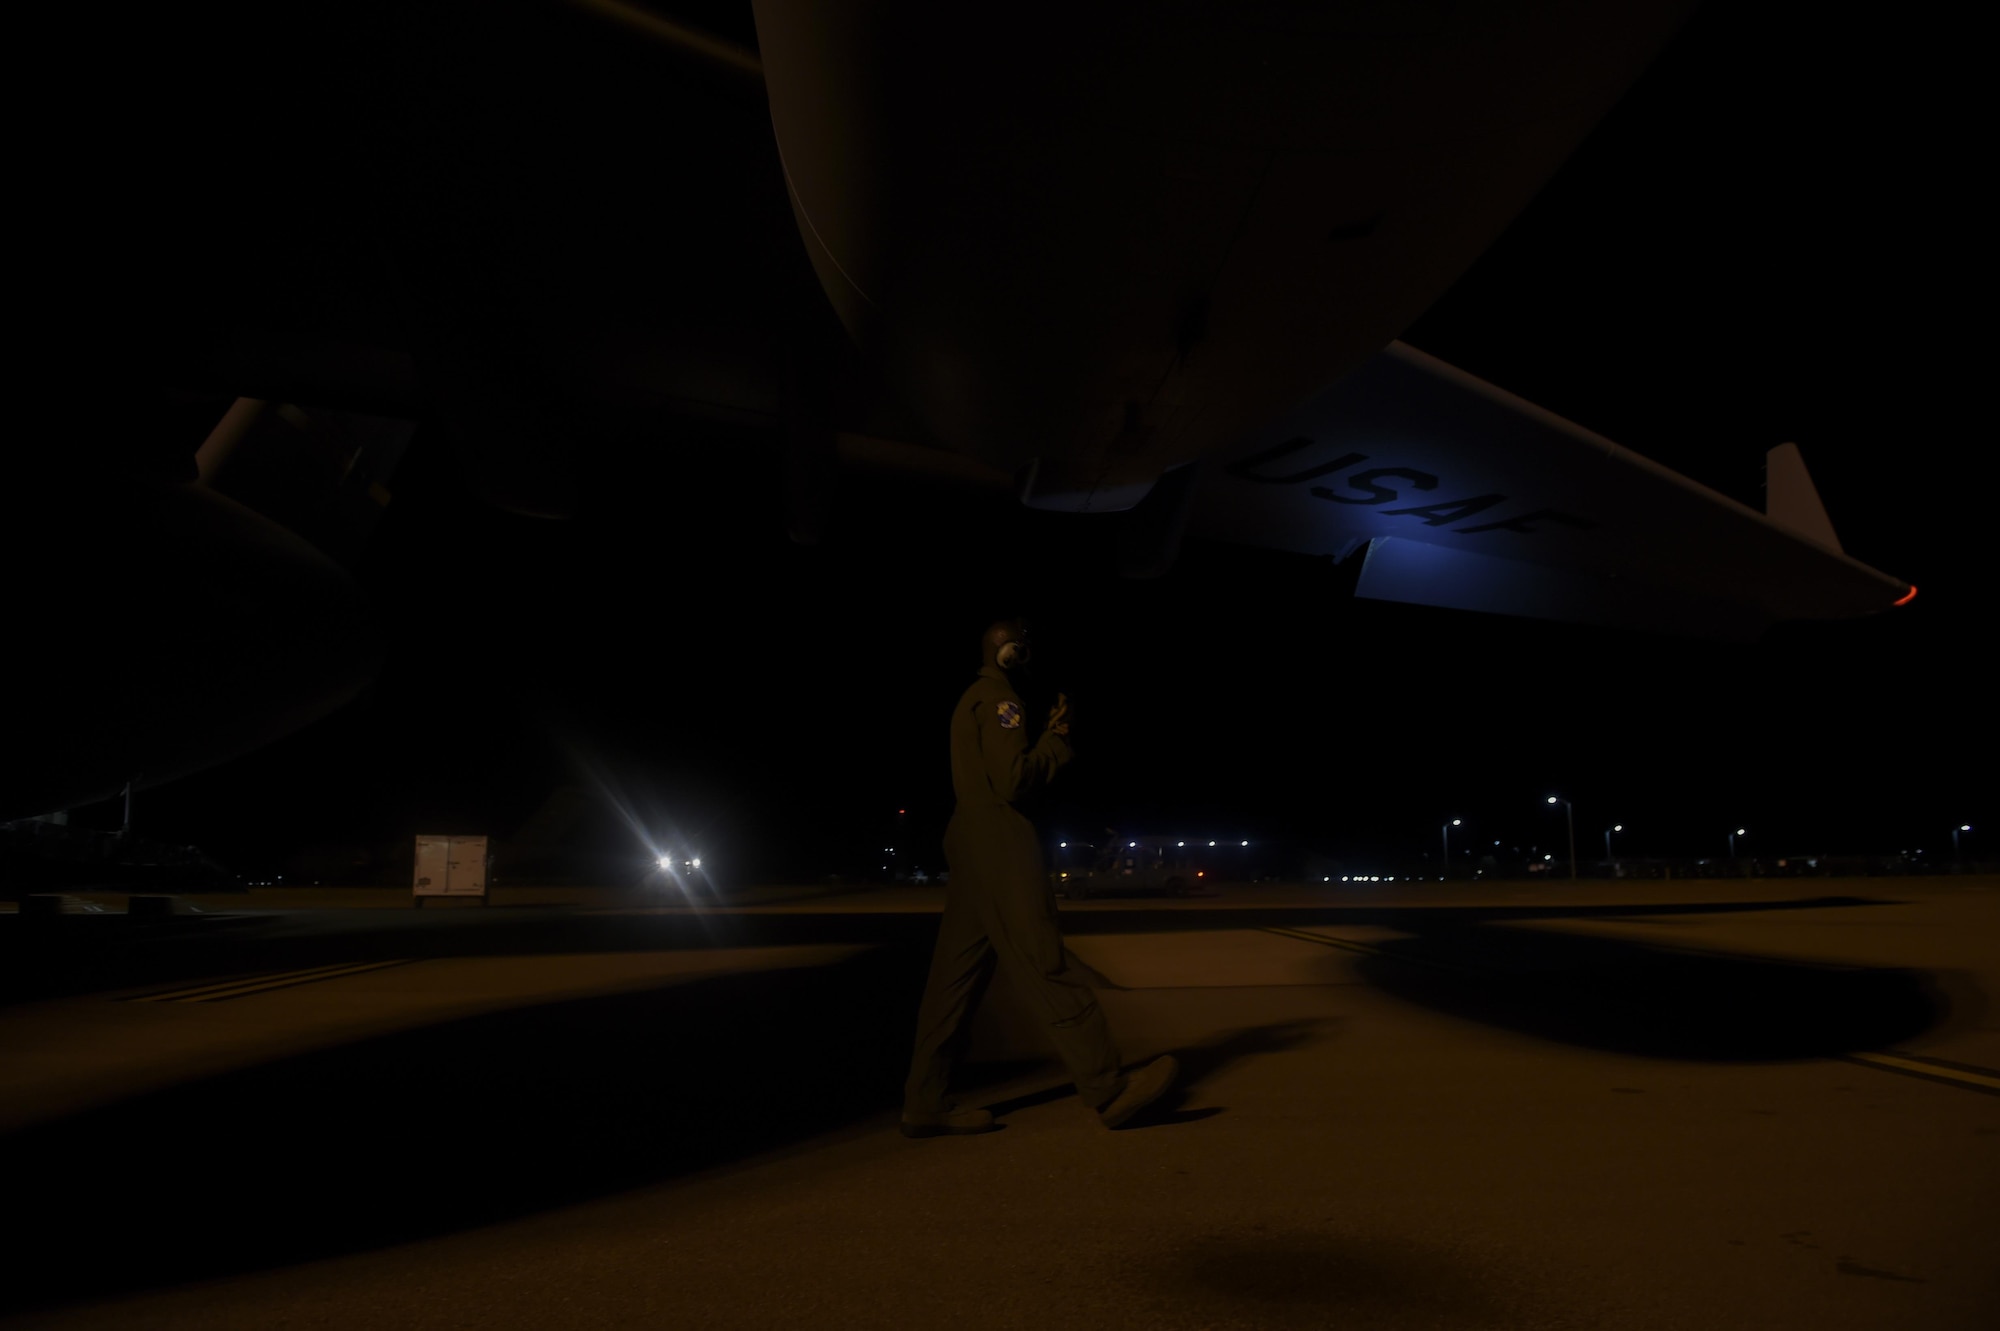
[981,618,1031,672]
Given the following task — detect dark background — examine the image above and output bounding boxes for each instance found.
[101,1,1990,883]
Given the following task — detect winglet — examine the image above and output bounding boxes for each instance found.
[1766,442,1842,554]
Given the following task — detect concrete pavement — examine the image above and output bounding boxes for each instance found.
[1,878,1993,1328]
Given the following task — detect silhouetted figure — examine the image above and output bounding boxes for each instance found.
[900,619,1177,1137]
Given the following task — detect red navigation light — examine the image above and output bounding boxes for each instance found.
[897,808,906,814]
[1893,586,1918,607]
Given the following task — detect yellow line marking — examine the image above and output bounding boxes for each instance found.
[1260,925,1382,956]
[176,960,411,1003]
[1259,925,1477,975]
[129,962,379,1003]
[130,960,410,1004]
[1845,1052,2000,1095]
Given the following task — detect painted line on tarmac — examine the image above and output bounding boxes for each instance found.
[1842,1051,2000,1096]
[1258,925,1477,975]
[125,960,413,1004]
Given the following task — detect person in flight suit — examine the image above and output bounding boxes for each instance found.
[900,618,1178,1137]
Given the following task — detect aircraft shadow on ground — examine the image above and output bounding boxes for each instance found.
[1,946,942,1315]
[1349,923,1964,1061]
[2,958,1328,1314]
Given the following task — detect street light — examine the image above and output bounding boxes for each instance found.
[1442,819,1461,880]
[1729,827,1746,859]
[1604,823,1623,863]
[1953,824,1972,864]
[1547,797,1576,880]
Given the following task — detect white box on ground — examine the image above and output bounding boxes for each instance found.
[414,835,489,903]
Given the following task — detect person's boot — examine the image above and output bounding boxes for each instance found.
[900,1102,997,1138]
[1096,1055,1178,1128]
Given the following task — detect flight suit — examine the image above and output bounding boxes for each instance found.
[903,666,1123,1114]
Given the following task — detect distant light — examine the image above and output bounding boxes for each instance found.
[1208,841,1216,847]
[1196,871,1205,878]
[1241,840,1249,846]
[1544,854,1552,861]
[691,858,701,868]
[1060,872,1068,878]
[1059,841,1067,848]
[1893,585,1917,606]
[657,856,671,870]
[1129,841,1137,847]
[1323,876,1330,882]
[1177,841,1185,847]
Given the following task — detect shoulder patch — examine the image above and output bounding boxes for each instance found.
[995,700,1023,730]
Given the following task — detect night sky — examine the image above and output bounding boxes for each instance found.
[125,1,1990,883]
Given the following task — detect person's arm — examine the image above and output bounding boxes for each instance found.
[977,694,1072,804]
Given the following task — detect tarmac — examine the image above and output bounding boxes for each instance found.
[1,877,1994,1329]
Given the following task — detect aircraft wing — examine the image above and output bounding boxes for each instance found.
[1189,341,1911,639]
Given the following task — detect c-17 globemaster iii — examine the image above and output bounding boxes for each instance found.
[4,0,1907,823]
